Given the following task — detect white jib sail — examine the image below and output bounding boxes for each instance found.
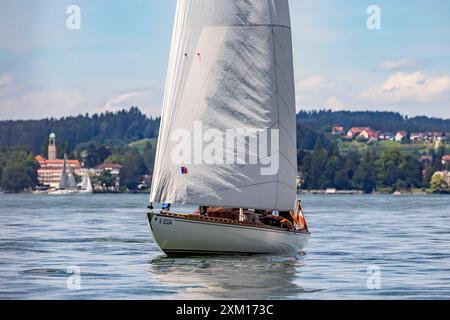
[85,174,93,192]
[59,158,68,189]
[68,166,78,190]
[151,0,297,210]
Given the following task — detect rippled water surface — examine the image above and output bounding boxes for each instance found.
[0,193,449,299]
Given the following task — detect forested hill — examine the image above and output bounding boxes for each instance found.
[297,110,450,133]
[1,108,449,154]
[0,107,160,155]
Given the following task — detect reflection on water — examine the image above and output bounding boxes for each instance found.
[149,254,321,299]
[0,193,450,299]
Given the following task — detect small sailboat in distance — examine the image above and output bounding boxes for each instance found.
[147,0,310,255]
[49,155,78,195]
[79,171,93,194]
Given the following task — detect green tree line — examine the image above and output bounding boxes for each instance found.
[0,147,38,192]
[0,107,160,155]
[297,110,450,133]
[1,108,449,193]
[299,141,449,193]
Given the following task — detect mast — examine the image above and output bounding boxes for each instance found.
[151,0,297,210]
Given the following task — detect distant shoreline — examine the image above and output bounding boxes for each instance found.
[298,189,448,195]
[1,190,448,196]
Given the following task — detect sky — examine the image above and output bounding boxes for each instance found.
[0,0,450,120]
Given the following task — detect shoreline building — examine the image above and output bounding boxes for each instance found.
[48,133,57,160]
[36,133,81,188]
[95,163,123,191]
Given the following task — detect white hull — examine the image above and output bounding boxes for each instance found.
[78,190,93,194]
[148,212,310,256]
[48,189,78,195]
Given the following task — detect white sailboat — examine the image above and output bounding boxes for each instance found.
[79,172,93,194]
[49,155,78,195]
[148,0,310,255]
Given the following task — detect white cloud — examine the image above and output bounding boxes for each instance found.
[296,71,450,118]
[101,92,142,111]
[360,71,450,103]
[0,89,89,120]
[296,75,353,111]
[297,75,325,90]
[0,75,12,86]
[97,87,164,116]
[325,96,345,110]
[0,85,165,120]
[375,59,425,71]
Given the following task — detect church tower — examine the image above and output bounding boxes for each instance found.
[48,133,57,160]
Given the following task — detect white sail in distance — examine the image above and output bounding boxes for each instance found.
[151,0,297,210]
[68,166,78,190]
[80,172,93,192]
[80,172,88,190]
[59,156,68,189]
[85,174,93,193]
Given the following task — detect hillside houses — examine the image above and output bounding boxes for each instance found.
[443,155,450,165]
[332,126,345,135]
[395,131,408,142]
[379,132,394,141]
[346,127,367,139]
[411,132,448,142]
[360,128,380,141]
[332,125,448,143]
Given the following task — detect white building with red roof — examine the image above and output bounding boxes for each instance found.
[347,127,369,139]
[442,155,450,165]
[35,133,81,187]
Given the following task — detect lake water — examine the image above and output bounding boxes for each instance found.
[0,193,449,300]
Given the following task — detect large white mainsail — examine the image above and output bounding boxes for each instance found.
[151,0,297,210]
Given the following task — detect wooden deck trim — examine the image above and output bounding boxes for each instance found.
[155,211,310,235]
